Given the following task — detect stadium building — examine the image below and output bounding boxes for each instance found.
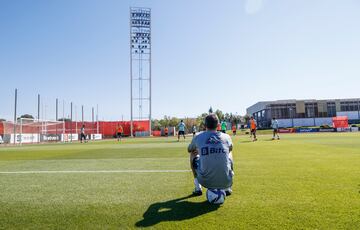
[246,99,360,128]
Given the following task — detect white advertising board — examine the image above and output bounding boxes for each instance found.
[61,134,79,142]
[10,134,39,144]
[337,127,359,132]
[351,127,359,132]
[91,134,102,140]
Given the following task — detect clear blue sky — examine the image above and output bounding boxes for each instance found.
[1,0,360,121]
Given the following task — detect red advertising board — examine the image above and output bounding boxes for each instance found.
[0,122,3,135]
[278,128,295,133]
[332,116,348,128]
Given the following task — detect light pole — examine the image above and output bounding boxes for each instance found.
[313,103,316,126]
[56,98,58,138]
[289,107,294,127]
[13,88,17,145]
[38,94,40,143]
[96,104,99,134]
[70,102,73,142]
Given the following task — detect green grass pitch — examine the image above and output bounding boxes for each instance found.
[0,133,359,229]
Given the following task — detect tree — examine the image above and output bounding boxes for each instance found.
[235,115,241,125]
[159,115,170,128]
[184,117,197,132]
[151,119,161,131]
[208,107,213,113]
[18,114,34,120]
[17,114,35,122]
[215,109,224,121]
[169,117,180,127]
[150,110,247,132]
[230,114,242,125]
[152,116,181,130]
[57,118,71,122]
[224,113,231,122]
[197,113,208,131]
[243,114,250,125]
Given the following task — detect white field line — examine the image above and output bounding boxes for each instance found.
[0,157,188,162]
[0,169,191,174]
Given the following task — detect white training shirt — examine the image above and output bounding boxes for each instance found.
[188,130,233,189]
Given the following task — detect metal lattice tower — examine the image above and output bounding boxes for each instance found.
[130,7,152,137]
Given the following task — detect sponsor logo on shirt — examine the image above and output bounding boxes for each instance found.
[201,147,226,155]
[206,135,222,144]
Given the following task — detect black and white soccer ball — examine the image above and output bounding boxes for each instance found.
[206,188,226,204]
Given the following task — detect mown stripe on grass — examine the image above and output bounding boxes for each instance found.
[0,169,191,174]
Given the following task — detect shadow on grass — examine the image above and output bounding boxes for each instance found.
[241,139,257,143]
[135,194,220,227]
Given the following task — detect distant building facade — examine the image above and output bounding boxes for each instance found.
[246,99,360,128]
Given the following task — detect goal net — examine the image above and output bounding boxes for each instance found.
[1,118,65,144]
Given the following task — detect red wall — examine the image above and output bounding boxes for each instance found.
[98,120,150,137]
[0,120,150,137]
[64,120,150,137]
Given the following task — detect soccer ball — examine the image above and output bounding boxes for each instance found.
[206,189,226,204]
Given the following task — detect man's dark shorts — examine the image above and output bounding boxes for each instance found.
[80,133,86,140]
[178,131,185,135]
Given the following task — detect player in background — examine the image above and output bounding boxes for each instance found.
[250,117,257,141]
[188,114,234,196]
[221,120,227,133]
[271,117,280,140]
[217,123,221,132]
[80,125,87,143]
[178,120,186,141]
[164,127,169,137]
[117,124,123,142]
[232,124,237,136]
[192,125,197,137]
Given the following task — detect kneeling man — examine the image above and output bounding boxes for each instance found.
[188,114,234,196]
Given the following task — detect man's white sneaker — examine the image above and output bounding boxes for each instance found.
[192,189,203,196]
[225,188,232,196]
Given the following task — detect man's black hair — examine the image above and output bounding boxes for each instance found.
[205,114,219,130]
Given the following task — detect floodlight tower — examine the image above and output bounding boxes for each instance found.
[130,7,152,137]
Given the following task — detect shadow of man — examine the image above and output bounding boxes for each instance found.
[135,194,220,227]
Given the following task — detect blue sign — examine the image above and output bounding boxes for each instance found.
[296,128,319,133]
